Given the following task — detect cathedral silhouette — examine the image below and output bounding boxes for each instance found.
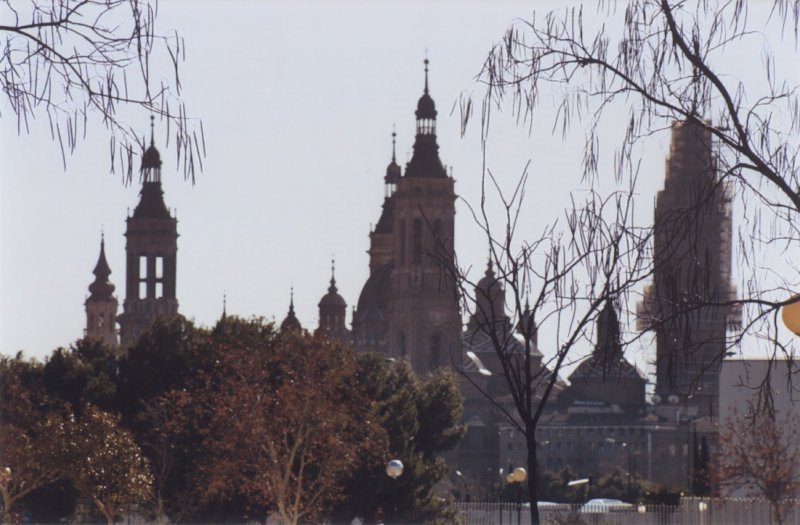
[82,61,734,496]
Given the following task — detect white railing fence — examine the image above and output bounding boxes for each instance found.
[457,498,800,525]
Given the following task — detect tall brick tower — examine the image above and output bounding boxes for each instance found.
[638,120,736,416]
[118,119,179,347]
[85,234,119,346]
[354,60,461,374]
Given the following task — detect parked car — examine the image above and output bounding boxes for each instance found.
[579,498,635,513]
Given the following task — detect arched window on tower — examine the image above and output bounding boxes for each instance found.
[155,256,164,299]
[412,218,423,265]
[138,255,147,299]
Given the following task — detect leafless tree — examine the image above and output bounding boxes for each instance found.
[438,171,652,524]
[1,0,204,183]
[716,401,800,525]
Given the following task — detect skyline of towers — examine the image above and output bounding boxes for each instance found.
[81,77,735,427]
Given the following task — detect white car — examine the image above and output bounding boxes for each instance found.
[579,498,634,513]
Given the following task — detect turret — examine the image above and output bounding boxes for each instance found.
[85,234,119,346]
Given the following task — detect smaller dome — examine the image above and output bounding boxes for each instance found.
[319,261,347,308]
[416,93,437,120]
[319,283,347,307]
[280,290,302,333]
[280,311,302,333]
[477,260,499,293]
[141,143,162,170]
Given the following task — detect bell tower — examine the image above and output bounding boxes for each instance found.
[85,234,119,346]
[354,59,461,373]
[118,118,179,347]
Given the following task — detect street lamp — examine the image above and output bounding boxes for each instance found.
[384,459,403,524]
[782,295,800,335]
[606,438,634,498]
[454,469,470,502]
[507,467,527,525]
[386,459,404,479]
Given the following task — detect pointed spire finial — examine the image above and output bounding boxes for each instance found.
[391,125,397,163]
[328,257,338,293]
[221,291,227,320]
[289,286,295,314]
[423,57,430,95]
[149,115,155,147]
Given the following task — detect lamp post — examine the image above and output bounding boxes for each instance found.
[508,467,527,525]
[605,438,633,498]
[454,469,470,502]
[385,459,403,524]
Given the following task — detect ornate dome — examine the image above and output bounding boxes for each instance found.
[319,261,346,308]
[141,143,162,170]
[415,92,437,120]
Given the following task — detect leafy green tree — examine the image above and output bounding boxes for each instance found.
[42,338,120,412]
[0,355,66,523]
[117,316,210,418]
[332,354,465,525]
[117,317,218,523]
[60,405,153,525]
[197,320,383,525]
[593,468,629,501]
[134,389,204,524]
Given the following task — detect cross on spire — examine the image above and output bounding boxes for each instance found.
[423,57,430,94]
[391,124,397,163]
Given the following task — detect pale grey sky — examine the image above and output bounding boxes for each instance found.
[2,1,797,380]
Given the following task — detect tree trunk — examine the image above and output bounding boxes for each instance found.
[526,432,540,525]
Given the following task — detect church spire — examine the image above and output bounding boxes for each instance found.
[221,292,227,321]
[406,57,446,178]
[88,233,115,301]
[384,126,401,193]
[424,57,429,95]
[328,258,338,294]
[141,115,163,183]
[85,233,118,346]
[280,287,302,333]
